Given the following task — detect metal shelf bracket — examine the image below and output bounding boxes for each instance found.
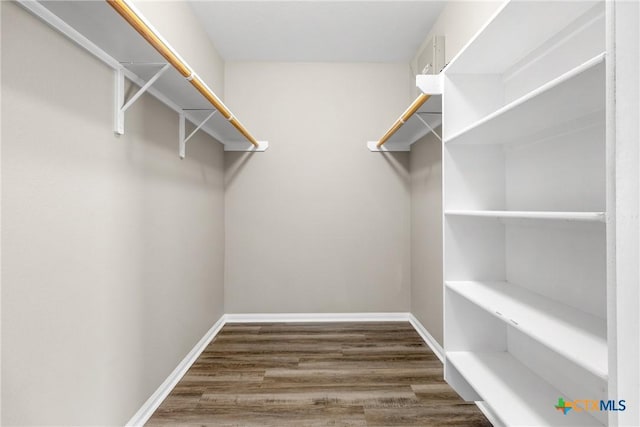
[415,112,442,141]
[114,63,170,135]
[179,110,217,159]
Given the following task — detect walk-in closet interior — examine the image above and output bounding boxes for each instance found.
[1,0,639,426]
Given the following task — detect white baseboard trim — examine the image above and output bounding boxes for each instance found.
[407,313,444,362]
[126,312,446,426]
[226,313,445,363]
[476,401,503,427]
[406,316,495,424]
[125,315,226,427]
[224,312,411,323]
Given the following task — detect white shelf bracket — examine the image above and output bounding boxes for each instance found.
[114,63,170,135]
[179,110,217,159]
[415,112,442,142]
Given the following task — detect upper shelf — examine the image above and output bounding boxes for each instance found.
[29,0,266,152]
[445,1,602,75]
[445,53,605,145]
[367,74,442,152]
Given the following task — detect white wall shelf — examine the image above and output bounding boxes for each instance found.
[367,93,441,152]
[445,53,605,145]
[445,210,606,223]
[447,281,607,380]
[368,73,443,152]
[21,0,267,153]
[447,351,603,427]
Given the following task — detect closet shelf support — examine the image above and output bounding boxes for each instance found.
[114,63,170,135]
[367,73,443,152]
[179,110,217,159]
[366,109,442,152]
[415,112,442,141]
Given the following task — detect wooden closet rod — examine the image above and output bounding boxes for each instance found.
[106,0,259,147]
[376,93,431,148]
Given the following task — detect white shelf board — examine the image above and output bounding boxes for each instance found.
[416,73,444,95]
[397,113,442,144]
[445,1,601,75]
[446,281,607,380]
[369,95,441,152]
[445,54,605,145]
[37,1,259,150]
[367,141,409,152]
[447,351,602,427]
[445,210,606,223]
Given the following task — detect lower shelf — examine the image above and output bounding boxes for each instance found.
[446,281,607,380]
[447,351,603,427]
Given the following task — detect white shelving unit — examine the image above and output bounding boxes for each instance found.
[20,0,268,153]
[442,1,612,426]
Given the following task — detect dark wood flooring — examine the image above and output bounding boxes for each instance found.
[146,322,491,426]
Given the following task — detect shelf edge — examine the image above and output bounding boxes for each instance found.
[445,210,606,222]
[446,281,608,380]
[444,52,606,145]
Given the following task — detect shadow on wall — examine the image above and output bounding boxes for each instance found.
[224,151,257,190]
[413,129,442,180]
[380,151,410,183]
[119,87,224,188]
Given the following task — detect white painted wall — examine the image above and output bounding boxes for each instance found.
[132,0,225,99]
[412,1,503,67]
[410,131,443,344]
[410,1,503,346]
[1,3,225,425]
[223,62,411,313]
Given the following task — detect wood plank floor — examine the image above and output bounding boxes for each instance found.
[146,322,491,427]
